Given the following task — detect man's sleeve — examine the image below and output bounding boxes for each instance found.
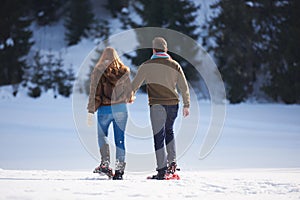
[131,65,146,93]
[177,65,190,108]
[123,70,133,100]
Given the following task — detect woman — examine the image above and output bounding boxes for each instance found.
[87,47,133,180]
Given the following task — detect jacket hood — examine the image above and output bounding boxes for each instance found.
[103,66,128,86]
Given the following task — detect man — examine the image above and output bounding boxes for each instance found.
[132,37,190,179]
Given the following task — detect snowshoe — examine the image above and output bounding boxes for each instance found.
[165,173,180,180]
[147,172,180,180]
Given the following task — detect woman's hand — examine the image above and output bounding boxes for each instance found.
[87,113,94,127]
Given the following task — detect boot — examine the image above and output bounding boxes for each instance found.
[167,161,177,174]
[93,144,113,177]
[113,160,126,180]
[148,167,167,180]
[100,144,110,164]
[93,161,113,177]
[149,170,166,180]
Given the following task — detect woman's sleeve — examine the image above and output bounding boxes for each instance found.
[87,68,101,113]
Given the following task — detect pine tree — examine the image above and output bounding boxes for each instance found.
[123,0,201,88]
[257,0,300,103]
[0,0,33,90]
[106,0,129,17]
[203,0,260,103]
[55,53,75,98]
[26,51,44,98]
[88,19,110,45]
[30,0,65,25]
[279,0,300,103]
[205,0,300,103]
[25,51,75,98]
[64,0,95,46]
[43,52,75,98]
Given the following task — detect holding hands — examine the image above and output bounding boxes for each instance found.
[128,92,136,104]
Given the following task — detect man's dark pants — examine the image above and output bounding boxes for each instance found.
[150,104,179,172]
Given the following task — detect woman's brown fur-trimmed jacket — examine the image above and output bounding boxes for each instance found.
[87,64,132,113]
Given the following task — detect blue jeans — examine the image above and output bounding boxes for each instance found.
[150,104,179,171]
[97,111,128,162]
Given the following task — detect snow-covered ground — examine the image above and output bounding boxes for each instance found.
[0,93,300,199]
[1,169,299,200]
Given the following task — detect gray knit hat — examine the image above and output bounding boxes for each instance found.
[152,37,168,52]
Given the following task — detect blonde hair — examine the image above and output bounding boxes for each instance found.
[95,47,125,73]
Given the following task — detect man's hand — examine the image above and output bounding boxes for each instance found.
[87,113,94,127]
[183,107,190,117]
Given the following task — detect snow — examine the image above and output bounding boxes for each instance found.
[0,169,299,200]
[5,38,14,47]
[31,20,67,51]
[121,7,129,14]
